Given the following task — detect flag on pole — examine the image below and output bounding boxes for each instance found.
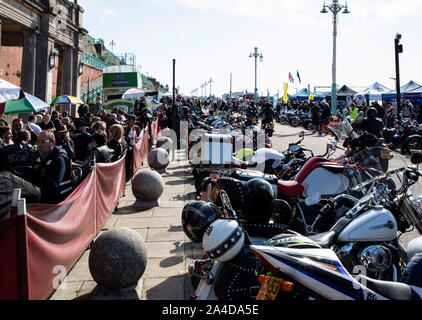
[297,71,302,84]
[283,82,289,103]
[288,72,294,83]
[273,93,279,109]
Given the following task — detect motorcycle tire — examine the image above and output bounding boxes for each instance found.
[280,118,288,125]
[290,118,300,127]
[401,135,422,155]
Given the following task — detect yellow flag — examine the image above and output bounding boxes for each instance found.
[283,82,289,103]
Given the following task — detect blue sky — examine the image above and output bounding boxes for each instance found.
[78,0,422,97]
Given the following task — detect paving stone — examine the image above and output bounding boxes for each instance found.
[147,228,184,242]
[143,257,186,279]
[115,216,181,229]
[152,207,182,218]
[50,281,83,300]
[146,241,187,259]
[141,277,185,301]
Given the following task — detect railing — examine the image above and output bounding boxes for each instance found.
[81,85,103,104]
[81,52,110,71]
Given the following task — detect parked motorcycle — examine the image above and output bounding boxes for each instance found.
[251,234,422,300]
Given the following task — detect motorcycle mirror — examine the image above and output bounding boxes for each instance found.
[411,152,422,165]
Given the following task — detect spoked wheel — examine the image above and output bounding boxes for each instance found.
[401,136,422,155]
[291,118,300,127]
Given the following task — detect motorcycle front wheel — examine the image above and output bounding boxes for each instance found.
[401,135,422,155]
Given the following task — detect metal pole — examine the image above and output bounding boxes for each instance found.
[172,59,176,130]
[254,47,258,104]
[209,78,213,98]
[331,3,338,116]
[395,37,402,116]
[230,73,232,99]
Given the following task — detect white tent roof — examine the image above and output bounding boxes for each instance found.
[355,82,391,100]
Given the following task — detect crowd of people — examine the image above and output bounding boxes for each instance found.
[0,101,157,221]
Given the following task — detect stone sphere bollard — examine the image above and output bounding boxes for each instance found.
[89,227,148,292]
[156,136,173,154]
[132,169,164,210]
[148,148,170,170]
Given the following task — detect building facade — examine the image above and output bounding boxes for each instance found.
[0,0,87,115]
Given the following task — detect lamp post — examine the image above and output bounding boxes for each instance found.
[249,47,263,104]
[209,78,213,98]
[394,33,403,116]
[204,81,208,98]
[321,0,350,116]
[230,73,233,99]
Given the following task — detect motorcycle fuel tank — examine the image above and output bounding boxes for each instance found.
[301,167,350,197]
[338,208,398,242]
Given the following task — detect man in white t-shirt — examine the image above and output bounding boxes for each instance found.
[26,114,42,136]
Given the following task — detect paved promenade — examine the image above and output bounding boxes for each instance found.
[50,149,200,300]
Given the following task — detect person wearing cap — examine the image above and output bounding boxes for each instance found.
[55,125,75,161]
[70,119,92,162]
[124,114,141,138]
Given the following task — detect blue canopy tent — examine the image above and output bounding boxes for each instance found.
[290,88,310,101]
[403,85,422,99]
[290,88,326,102]
[382,81,421,101]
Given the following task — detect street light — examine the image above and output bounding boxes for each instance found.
[395,33,404,115]
[209,78,213,98]
[321,0,350,116]
[249,47,263,104]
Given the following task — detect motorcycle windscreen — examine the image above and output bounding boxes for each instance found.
[343,147,389,196]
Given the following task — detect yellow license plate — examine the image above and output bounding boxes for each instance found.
[256,276,282,301]
[381,150,391,160]
[210,186,220,202]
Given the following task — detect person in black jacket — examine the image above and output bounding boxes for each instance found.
[0,171,41,221]
[33,130,73,204]
[359,107,384,139]
[261,103,274,128]
[311,102,321,134]
[71,120,92,162]
[78,132,114,180]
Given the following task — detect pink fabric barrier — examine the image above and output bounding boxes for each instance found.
[151,119,159,144]
[132,128,149,176]
[0,215,29,300]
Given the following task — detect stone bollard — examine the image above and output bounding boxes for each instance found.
[156,136,173,155]
[88,227,148,300]
[148,148,170,173]
[132,169,164,211]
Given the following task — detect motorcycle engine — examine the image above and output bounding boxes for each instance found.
[359,245,393,273]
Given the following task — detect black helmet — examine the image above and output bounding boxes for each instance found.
[243,178,275,222]
[182,201,221,243]
[366,107,378,118]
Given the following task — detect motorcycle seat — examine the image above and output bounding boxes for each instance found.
[355,275,422,301]
[277,181,304,197]
[308,231,337,249]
